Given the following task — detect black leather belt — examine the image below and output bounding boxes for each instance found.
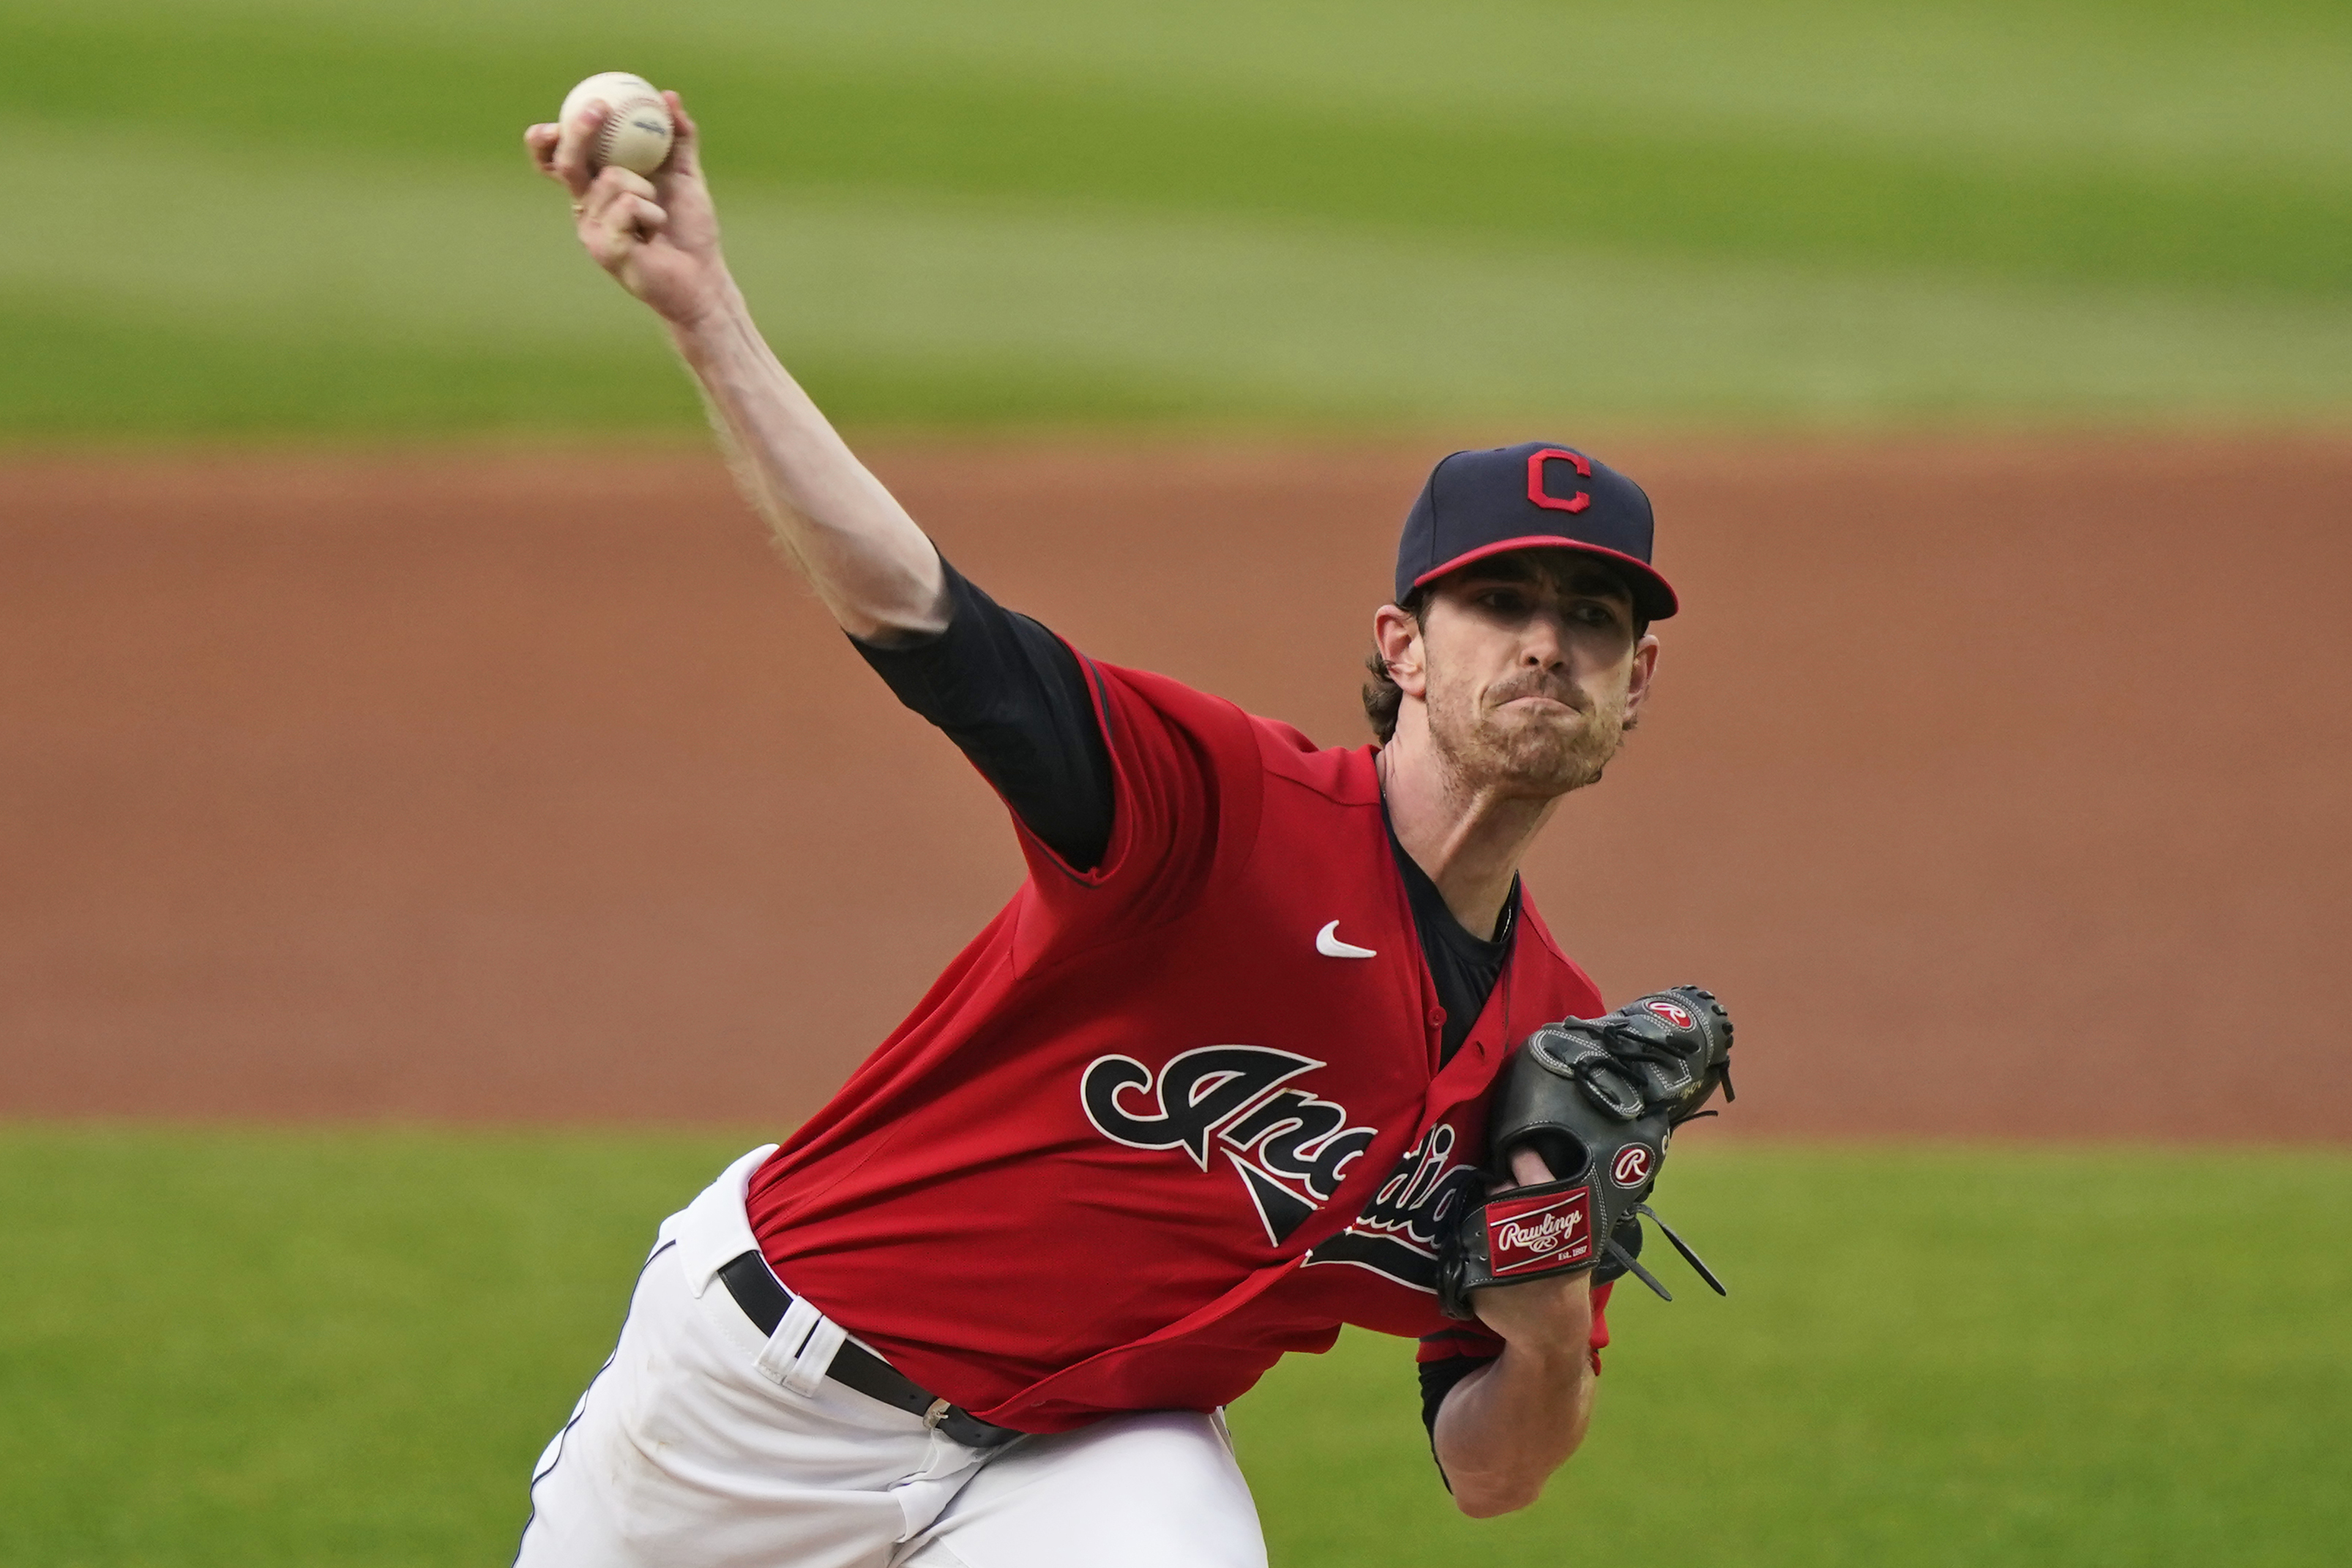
[717,1250,1024,1450]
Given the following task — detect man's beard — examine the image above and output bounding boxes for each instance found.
[1426,669,1632,799]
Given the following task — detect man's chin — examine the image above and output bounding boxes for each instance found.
[1456,733,1616,797]
[1426,696,1627,797]
[1493,715,1625,795]
[1504,753,1606,797]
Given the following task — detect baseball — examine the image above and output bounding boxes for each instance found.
[559,72,674,177]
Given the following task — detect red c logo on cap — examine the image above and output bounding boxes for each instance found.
[1528,449,1592,514]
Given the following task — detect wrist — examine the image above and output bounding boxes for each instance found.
[1493,1329,1590,1386]
[663,275,749,346]
[1471,1270,1595,1348]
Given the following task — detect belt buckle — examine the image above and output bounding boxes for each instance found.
[922,1397,952,1431]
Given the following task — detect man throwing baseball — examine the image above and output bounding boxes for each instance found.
[515,89,1730,1568]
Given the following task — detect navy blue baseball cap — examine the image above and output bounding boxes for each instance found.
[1395,441,1677,621]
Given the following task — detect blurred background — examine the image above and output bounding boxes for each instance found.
[3,2,2347,1564]
[11,0,2352,433]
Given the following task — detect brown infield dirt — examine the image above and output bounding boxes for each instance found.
[3,436,2348,1140]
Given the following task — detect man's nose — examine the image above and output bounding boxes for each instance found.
[1518,611,1569,668]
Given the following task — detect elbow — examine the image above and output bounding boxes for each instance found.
[1438,1417,1588,1517]
[1450,1473,1547,1518]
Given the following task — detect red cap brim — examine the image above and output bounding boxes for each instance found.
[1410,534,1679,620]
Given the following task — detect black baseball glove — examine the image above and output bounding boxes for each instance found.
[1437,987,1735,1319]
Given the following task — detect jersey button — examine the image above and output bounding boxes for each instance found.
[1426,1005,1446,1028]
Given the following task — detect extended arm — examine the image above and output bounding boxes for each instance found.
[1430,1149,1598,1517]
[526,94,945,642]
[528,98,1119,862]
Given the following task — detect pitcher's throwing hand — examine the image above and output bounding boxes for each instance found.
[525,86,731,327]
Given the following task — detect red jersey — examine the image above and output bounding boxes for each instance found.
[747,657,1610,1433]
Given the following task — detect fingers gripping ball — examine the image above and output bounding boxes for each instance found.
[1436,987,1736,1319]
[559,72,675,176]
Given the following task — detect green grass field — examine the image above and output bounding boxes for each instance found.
[10,0,2352,436]
[3,1127,2344,1567]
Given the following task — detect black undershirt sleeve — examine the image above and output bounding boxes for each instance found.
[850,559,1116,872]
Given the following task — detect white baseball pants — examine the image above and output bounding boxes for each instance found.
[513,1146,1269,1568]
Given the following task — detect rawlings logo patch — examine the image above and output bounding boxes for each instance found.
[1646,999,1696,1029]
[1485,1187,1593,1275]
[1611,1144,1654,1187]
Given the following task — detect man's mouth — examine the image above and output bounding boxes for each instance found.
[1491,687,1584,714]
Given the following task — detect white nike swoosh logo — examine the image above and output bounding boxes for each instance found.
[1315,920,1377,960]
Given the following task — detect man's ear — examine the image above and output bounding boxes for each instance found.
[1622,631,1660,723]
[1373,603,1427,698]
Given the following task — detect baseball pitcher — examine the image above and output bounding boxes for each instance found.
[515,90,1733,1568]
